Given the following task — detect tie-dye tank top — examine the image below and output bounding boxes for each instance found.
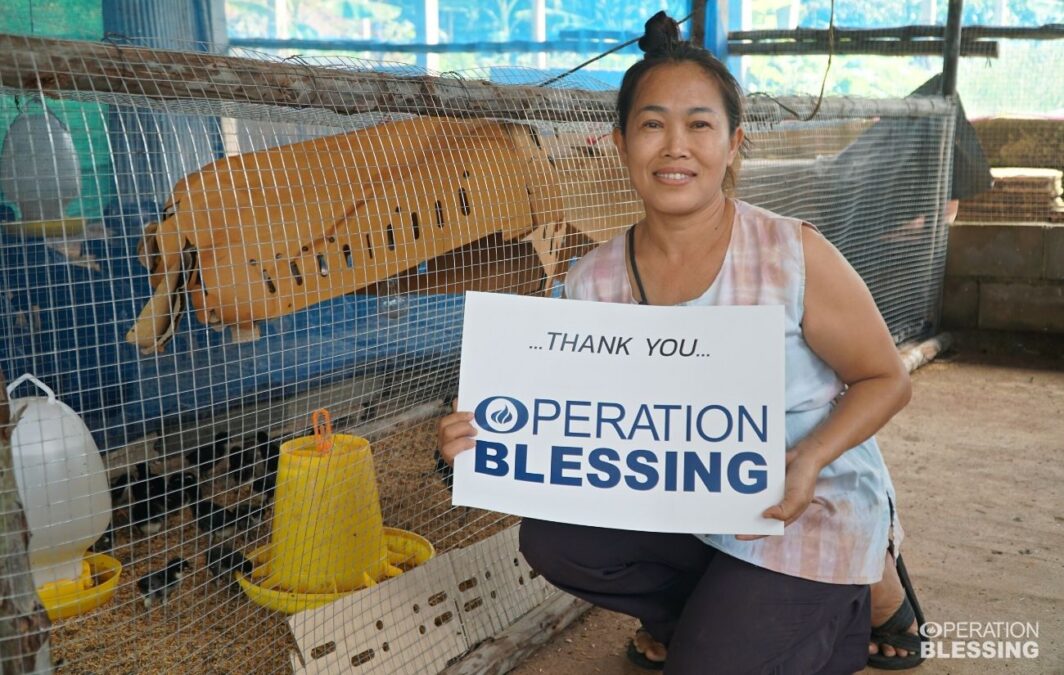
[564,198,900,585]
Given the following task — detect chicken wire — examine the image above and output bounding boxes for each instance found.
[0,35,954,673]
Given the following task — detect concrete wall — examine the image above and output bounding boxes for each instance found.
[941,222,1064,333]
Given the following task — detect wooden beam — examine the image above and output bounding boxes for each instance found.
[732,39,996,57]
[730,23,1064,41]
[963,23,1064,39]
[0,33,616,123]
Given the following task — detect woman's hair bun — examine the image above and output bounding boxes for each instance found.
[637,11,681,56]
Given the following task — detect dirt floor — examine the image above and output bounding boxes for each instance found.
[511,331,1064,675]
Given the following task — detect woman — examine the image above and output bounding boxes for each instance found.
[439,13,923,673]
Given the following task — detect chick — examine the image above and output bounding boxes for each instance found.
[233,501,267,531]
[90,520,117,553]
[250,472,276,499]
[130,462,168,534]
[109,472,131,506]
[250,432,280,499]
[227,438,257,484]
[165,471,199,511]
[433,448,455,489]
[136,557,191,608]
[192,499,241,541]
[205,545,253,590]
[185,431,229,475]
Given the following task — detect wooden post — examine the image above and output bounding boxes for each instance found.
[689,0,707,47]
[0,371,53,674]
[941,0,964,96]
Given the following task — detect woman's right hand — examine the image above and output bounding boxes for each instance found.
[437,411,477,467]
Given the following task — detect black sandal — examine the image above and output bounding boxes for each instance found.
[867,555,927,671]
[626,639,666,671]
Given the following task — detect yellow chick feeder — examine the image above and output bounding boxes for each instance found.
[237,409,433,614]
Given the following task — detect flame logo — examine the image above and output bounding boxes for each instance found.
[474,396,529,434]
[490,405,513,426]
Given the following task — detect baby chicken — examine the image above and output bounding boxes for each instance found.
[205,545,253,590]
[165,471,199,511]
[185,431,229,475]
[136,557,191,608]
[250,432,281,499]
[233,501,267,531]
[227,438,257,484]
[192,498,241,541]
[130,462,168,534]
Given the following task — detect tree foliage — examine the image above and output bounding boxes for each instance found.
[0,0,102,39]
[742,0,1062,115]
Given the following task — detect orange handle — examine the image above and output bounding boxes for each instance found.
[312,408,333,454]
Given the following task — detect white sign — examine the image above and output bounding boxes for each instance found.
[454,291,785,535]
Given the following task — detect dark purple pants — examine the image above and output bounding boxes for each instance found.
[519,519,870,674]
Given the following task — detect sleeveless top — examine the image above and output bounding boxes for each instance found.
[564,199,900,585]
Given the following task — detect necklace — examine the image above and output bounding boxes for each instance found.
[627,206,730,306]
[627,226,651,305]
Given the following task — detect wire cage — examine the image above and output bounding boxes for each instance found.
[0,34,955,673]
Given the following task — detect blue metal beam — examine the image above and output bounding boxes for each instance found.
[227,37,645,55]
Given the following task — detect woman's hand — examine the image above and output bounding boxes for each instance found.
[762,449,821,526]
[736,450,822,541]
[437,411,477,467]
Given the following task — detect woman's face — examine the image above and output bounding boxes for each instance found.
[613,61,743,221]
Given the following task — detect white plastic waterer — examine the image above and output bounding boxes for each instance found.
[7,374,111,589]
[0,102,82,222]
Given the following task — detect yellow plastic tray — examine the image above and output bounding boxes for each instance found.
[237,527,434,614]
[37,553,122,620]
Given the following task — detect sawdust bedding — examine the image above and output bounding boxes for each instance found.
[51,417,515,674]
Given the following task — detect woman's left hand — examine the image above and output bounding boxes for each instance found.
[735,450,821,541]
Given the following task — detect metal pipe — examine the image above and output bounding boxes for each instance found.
[942,0,964,95]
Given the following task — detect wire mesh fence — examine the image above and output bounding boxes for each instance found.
[0,34,954,673]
